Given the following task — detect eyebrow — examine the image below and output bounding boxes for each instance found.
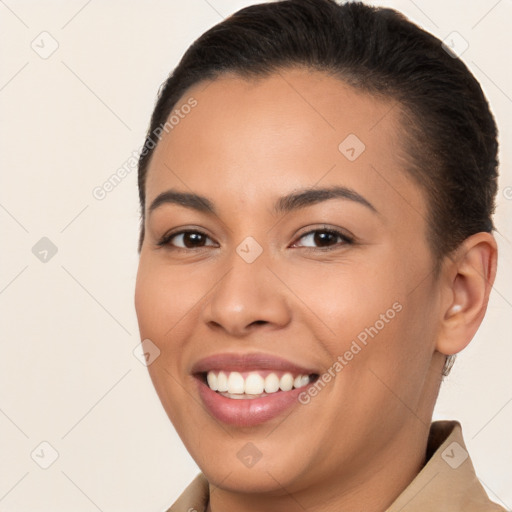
[273,186,378,216]
[148,186,378,217]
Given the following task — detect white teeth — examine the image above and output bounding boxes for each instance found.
[217,371,228,392]
[299,375,309,387]
[224,392,261,400]
[264,373,280,393]
[205,370,311,396]
[279,373,294,391]
[227,371,245,394]
[244,373,265,394]
[225,393,247,400]
[207,372,218,391]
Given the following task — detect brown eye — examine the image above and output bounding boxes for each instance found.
[293,229,353,250]
[158,230,216,249]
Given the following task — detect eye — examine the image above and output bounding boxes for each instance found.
[157,226,353,252]
[157,229,217,250]
[292,227,354,250]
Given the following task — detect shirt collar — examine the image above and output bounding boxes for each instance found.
[386,420,505,511]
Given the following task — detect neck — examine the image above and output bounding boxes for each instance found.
[207,418,432,512]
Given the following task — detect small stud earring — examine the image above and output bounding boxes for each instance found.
[451,304,462,314]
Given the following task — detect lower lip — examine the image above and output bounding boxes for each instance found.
[196,377,309,427]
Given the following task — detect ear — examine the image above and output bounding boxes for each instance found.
[436,232,498,356]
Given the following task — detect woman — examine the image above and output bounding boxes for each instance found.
[134,0,506,510]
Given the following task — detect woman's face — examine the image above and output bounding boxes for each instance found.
[135,69,445,499]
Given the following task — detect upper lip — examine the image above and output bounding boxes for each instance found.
[191,352,319,376]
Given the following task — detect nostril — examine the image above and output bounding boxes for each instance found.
[250,320,267,326]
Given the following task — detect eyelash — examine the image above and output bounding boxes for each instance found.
[156,227,354,252]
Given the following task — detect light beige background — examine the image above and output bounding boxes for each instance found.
[1,0,510,510]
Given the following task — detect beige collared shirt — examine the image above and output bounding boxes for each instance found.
[166,420,507,511]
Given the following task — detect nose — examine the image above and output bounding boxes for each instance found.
[201,249,292,337]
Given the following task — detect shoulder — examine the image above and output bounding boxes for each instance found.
[386,421,509,512]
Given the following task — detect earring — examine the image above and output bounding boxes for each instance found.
[450,304,462,314]
[442,354,457,376]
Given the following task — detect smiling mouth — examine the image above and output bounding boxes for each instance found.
[199,370,319,399]
[191,353,322,425]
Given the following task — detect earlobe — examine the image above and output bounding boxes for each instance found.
[436,232,498,357]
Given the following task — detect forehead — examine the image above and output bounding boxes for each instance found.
[145,68,426,225]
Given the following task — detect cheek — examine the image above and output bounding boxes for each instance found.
[134,260,163,340]
[134,255,204,342]
[289,253,435,399]
[134,257,202,423]
[284,258,402,349]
